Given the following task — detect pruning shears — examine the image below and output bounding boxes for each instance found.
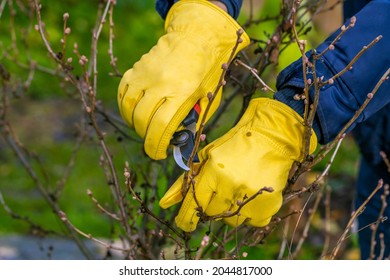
[170,104,200,170]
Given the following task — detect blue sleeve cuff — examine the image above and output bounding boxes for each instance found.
[217,0,242,19]
[275,48,366,145]
[155,0,242,19]
[155,0,178,19]
[275,0,390,145]
[274,86,324,144]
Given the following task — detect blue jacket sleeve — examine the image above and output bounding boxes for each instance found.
[155,0,242,19]
[275,0,390,145]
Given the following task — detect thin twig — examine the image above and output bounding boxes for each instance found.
[292,190,323,259]
[368,184,389,259]
[87,189,121,221]
[124,164,185,240]
[54,116,86,198]
[108,1,122,77]
[330,179,384,259]
[288,193,312,259]
[277,216,291,260]
[0,191,57,236]
[320,185,331,259]
[1,122,95,259]
[320,68,389,159]
[202,187,274,221]
[377,233,385,260]
[180,29,248,201]
[380,151,390,173]
[315,17,356,58]
[326,36,383,84]
[89,0,114,94]
[58,211,132,254]
[234,59,275,92]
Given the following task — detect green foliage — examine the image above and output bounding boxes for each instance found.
[0,0,163,101]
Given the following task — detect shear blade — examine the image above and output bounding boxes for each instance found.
[173,145,190,171]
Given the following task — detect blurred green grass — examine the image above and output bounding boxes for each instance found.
[1,0,161,236]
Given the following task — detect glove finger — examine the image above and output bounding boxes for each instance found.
[204,190,235,217]
[206,191,249,227]
[223,214,248,228]
[223,214,271,228]
[227,190,283,228]
[136,96,177,159]
[243,201,281,228]
[117,69,143,129]
[141,88,223,160]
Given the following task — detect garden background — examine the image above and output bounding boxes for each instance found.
[0,0,367,260]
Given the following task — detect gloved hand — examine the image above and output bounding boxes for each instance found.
[118,0,250,160]
[159,98,318,232]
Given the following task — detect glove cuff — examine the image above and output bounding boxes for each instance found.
[165,0,250,53]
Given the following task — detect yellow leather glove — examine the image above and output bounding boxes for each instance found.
[118,0,250,160]
[159,98,318,232]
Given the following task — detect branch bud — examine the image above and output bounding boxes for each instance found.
[350,16,356,27]
[59,211,67,221]
[63,13,69,21]
[124,171,131,178]
[64,27,71,35]
[79,55,88,66]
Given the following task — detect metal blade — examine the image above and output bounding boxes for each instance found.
[173,145,190,171]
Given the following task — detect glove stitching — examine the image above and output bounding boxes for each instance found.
[131,89,146,133]
[155,42,242,158]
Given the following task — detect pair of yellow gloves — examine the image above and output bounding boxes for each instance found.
[118,0,317,232]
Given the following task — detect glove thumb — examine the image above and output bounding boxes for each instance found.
[159,174,185,209]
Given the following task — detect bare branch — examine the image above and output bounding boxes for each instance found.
[330,179,384,260]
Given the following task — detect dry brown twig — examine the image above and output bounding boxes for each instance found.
[32,0,140,250]
[1,61,95,258]
[290,190,322,259]
[320,185,332,259]
[380,151,390,173]
[330,179,384,259]
[368,184,389,260]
